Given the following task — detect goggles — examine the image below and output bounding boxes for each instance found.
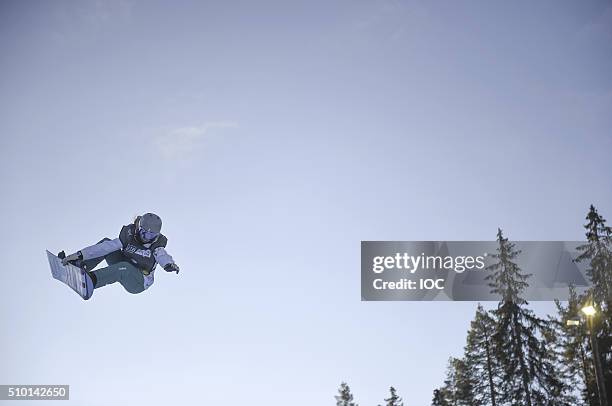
[139,228,159,242]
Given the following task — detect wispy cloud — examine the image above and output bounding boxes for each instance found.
[154,122,238,160]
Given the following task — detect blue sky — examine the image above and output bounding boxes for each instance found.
[1,1,611,404]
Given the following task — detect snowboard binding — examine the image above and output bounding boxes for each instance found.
[48,251,95,300]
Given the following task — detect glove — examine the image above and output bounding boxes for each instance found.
[62,251,83,266]
[164,263,180,274]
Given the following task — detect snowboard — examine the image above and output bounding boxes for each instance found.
[46,250,94,300]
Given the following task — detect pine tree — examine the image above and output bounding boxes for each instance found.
[464,304,500,406]
[576,205,612,303]
[335,382,358,406]
[384,386,403,406]
[553,287,593,405]
[575,205,612,405]
[452,357,477,405]
[541,310,580,405]
[432,357,476,406]
[431,388,450,406]
[486,228,572,405]
[442,357,459,405]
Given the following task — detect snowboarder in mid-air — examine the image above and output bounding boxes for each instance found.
[47,213,180,299]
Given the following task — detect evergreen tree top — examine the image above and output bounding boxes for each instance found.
[576,205,612,303]
[335,382,358,406]
[584,205,612,242]
[485,228,530,304]
[384,386,403,406]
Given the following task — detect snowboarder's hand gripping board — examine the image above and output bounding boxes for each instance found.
[164,263,180,274]
[46,250,94,300]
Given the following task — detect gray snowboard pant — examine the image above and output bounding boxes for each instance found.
[81,238,146,294]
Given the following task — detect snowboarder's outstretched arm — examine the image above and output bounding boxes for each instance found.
[62,238,122,265]
[154,247,179,273]
[80,238,123,260]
